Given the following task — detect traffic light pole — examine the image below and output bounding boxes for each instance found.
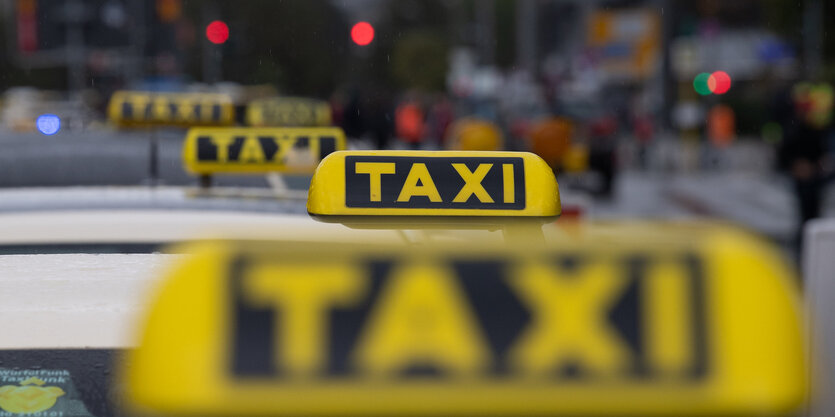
[202,1,222,84]
[63,0,87,101]
[203,43,222,84]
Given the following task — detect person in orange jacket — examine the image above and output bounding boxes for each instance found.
[396,100,426,150]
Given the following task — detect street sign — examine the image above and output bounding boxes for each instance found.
[124,227,805,416]
[307,151,560,222]
[182,127,346,175]
[245,97,332,127]
[107,91,235,127]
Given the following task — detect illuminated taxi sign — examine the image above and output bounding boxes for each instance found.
[107,91,235,127]
[246,97,331,127]
[182,127,346,175]
[308,151,560,220]
[125,228,806,416]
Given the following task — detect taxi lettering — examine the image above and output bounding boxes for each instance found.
[248,98,331,127]
[183,127,347,175]
[196,134,337,164]
[122,96,223,124]
[108,91,234,126]
[345,156,525,209]
[229,254,707,380]
[124,232,807,416]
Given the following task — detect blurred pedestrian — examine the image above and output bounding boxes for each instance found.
[707,104,735,148]
[343,89,365,139]
[779,82,834,253]
[366,88,393,150]
[329,90,346,130]
[395,98,426,150]
[703,104,736,169]
[631,112,654,169]
[588,115,619,198]
[427,94,454,148]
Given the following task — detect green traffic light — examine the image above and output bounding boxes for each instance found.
[693,72,712,96]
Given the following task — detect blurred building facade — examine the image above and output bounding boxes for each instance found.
[0,0,829,142]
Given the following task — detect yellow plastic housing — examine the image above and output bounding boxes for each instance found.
[307,150,561,221]
[123,225,806,417]
[107,91,235,127]
[182,127,346,175]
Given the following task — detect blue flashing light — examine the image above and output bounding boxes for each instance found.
[36,114,61,135]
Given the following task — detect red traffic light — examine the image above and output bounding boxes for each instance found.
[708,71,732,95]
[351,21,374,46]
[206,20,229,44]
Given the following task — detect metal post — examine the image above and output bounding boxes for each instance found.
[658,0,675,130]
[516,0,537,73]
[149,129,159,186]
[199,174,213,189]
[803,0,823,79]
[64,0,86,101]
[126,0,146,85]
[202,1,221,84]
[475,0,495,65]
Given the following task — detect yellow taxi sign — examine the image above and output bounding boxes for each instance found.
[124,227,805,416]
[446,119,503,151]
[307,150,560,221]
[107,91,235,127]
[182,127,346,175]
[246,97,332,127]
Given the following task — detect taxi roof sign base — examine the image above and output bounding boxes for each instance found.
[308,214,558,229]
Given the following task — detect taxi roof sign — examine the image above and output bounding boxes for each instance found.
[307,150,560,222]
[246,97,332,127]
[124,227,805,416]
[107,91,235,127]
[182,127,346,175]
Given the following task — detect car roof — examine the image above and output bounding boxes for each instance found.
[0,186,309,214]
[0,209,405,245]
[0,253,171,349]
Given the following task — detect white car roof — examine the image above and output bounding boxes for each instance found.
[0,209,399,245]
[0,253,173,349]
[0,208,401,349]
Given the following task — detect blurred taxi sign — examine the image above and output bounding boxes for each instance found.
[182,127,346,175]
[107,91,235,127]
[446,118,503,151]
[246,97,331,127]
[307,151,560,222]
[528,117,573,170]
[124,228,805,416]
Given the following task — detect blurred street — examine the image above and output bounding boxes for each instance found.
[597,170,801,242]
[0,130,279,188]
[0,128,824,249]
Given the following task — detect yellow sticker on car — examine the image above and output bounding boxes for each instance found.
[246,97,331,127]
[124,226,806,416]
[0,368,94,416]
[182,127,346,175]
[307,151,560,220]
[107,91,235,127]
[0,378,64,414]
